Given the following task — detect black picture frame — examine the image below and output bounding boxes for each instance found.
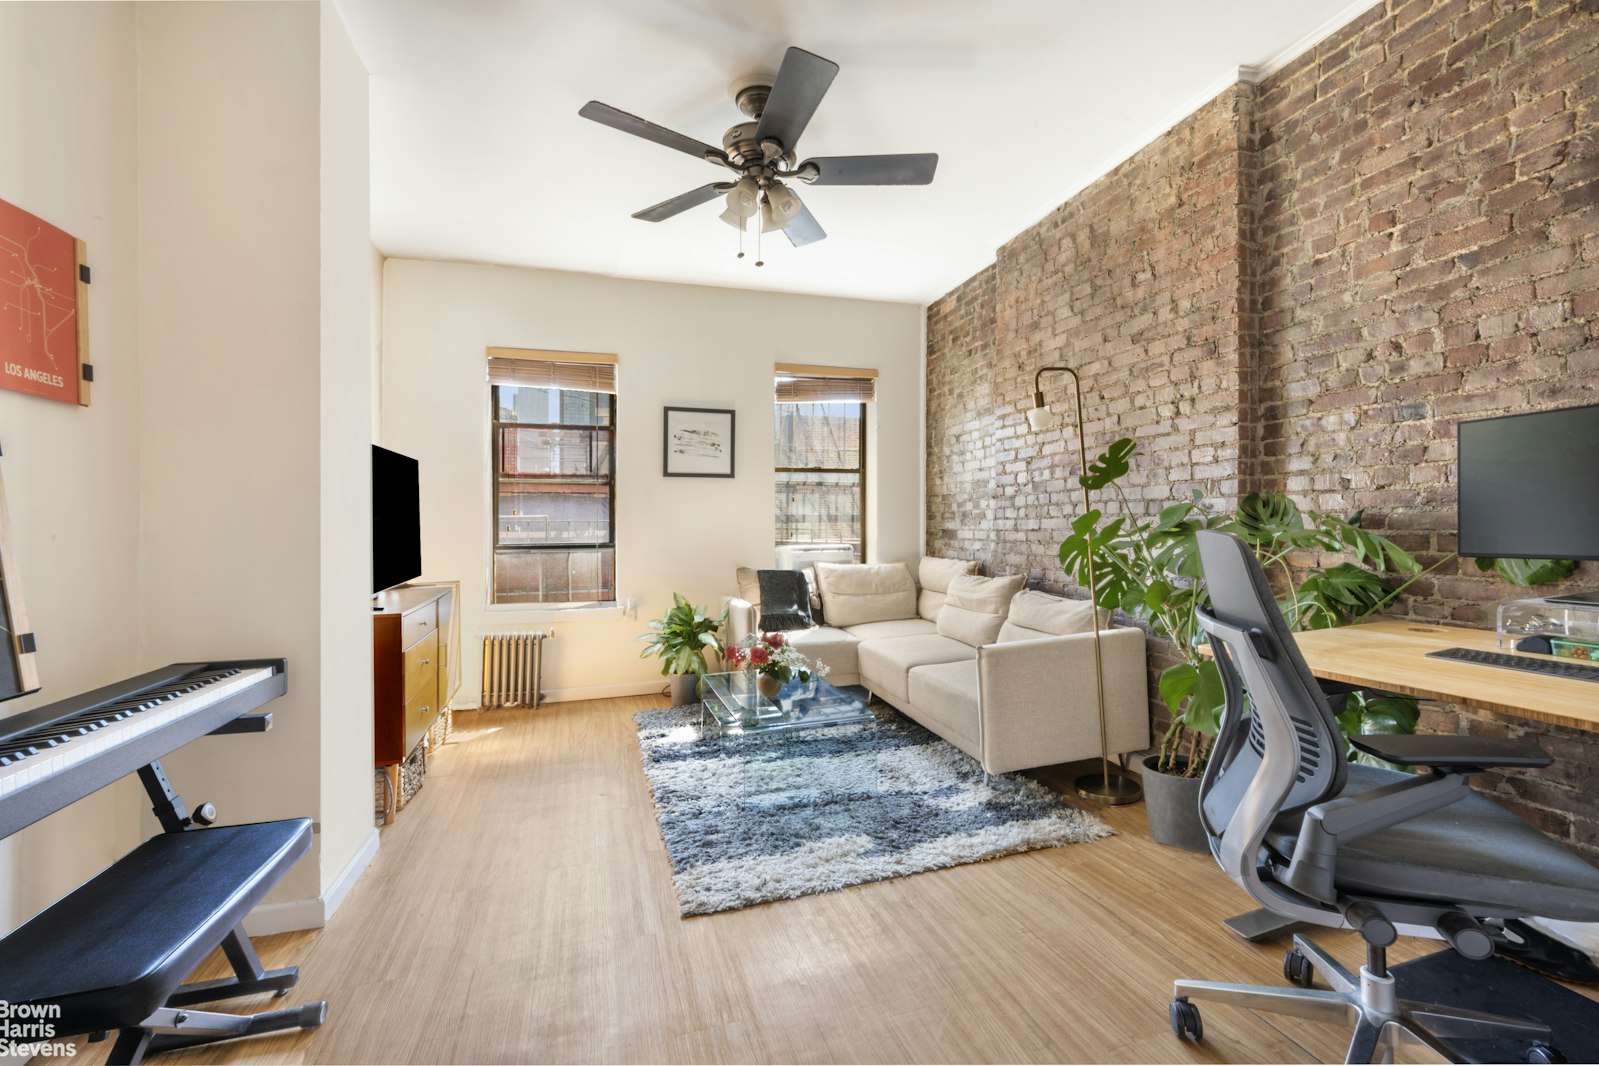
[663,406,735,478]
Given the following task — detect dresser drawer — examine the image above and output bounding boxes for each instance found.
[401,602,437,650]
[403,685,436,758]
[404,630,439,702]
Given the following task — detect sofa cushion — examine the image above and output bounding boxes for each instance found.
[918,556,979,621]
[815,562,917,628]
[997,589,1111,643]
[735,566,762,610]
[840,618,938,641]
[937,604,1004,647]
[937,573,1026,648]
[947,573,1027,614]
[782,626,859,682]
[906,659,981,755]
[857,634,975,705]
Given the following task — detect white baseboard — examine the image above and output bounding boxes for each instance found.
[244,895,325,936]
[243,827,381,936]
[323,826,381,920]
[452,678,666,711]
[542,679,666,703]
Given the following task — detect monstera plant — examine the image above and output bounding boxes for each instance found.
[1060,437,1581,785]
[1058,438,1440,779]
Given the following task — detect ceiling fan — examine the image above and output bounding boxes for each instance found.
[579,46,938,262]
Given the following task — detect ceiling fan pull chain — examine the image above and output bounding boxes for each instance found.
[737,217,744,260]
[755,210,764,267]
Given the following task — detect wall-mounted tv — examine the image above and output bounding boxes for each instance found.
[1458,402,1599,562]
[372,445,422,594]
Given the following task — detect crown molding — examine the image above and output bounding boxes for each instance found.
[1242,0,1384,83]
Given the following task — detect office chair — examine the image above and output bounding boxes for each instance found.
[1170,530,1599,1064]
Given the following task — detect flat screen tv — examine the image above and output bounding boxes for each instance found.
[372,445,422,594]
[1458,403,1599,562]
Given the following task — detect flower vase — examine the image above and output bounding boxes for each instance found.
[756,673,782,700]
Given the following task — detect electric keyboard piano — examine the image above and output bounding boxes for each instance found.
[0,659,330,1065]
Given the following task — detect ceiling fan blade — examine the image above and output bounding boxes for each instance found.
[753,47,839,152]
[632,183,733,222]
[579,101,722,162]
[783,201,827,247]
[801,153,938,186]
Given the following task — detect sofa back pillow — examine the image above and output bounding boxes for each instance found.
[735,566,762,610]
[814,562,917,628]
[997,588,1112,642]
[936,573,1027,647]
[917,556,979,621]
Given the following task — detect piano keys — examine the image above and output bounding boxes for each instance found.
[0,659,286,838]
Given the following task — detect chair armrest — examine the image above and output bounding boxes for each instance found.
[1347,733,1551,771]
[723,596,755,647]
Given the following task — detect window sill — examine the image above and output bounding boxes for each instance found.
[485,602,625,623]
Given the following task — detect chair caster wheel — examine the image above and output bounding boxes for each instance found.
[1527,1044,1564,1064]
[1283,948,1315,988]
[1169,997,1203,1041]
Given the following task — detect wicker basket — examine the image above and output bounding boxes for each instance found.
[427,705,453,752]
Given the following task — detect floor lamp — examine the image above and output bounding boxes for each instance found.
[1026,366,1142,806]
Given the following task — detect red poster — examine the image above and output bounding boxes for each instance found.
[0,198,88,405]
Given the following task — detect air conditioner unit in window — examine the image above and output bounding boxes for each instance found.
[775,544,857,570]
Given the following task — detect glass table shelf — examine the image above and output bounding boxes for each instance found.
[698,671,873,736]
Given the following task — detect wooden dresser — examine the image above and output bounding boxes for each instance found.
[372,584,457,769]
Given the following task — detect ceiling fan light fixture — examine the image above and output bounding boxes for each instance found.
[719,178,759,228]
[763,184,803,232]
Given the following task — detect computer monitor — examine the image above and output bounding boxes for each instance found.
[1458,403,1599,603]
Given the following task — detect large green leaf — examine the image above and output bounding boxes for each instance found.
[1159,662,1199,716]
[1235,492,1304,546]
[1474,556,1580,586]
[1080,438,1136,491]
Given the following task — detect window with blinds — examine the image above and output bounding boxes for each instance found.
[773,366,874,562]
[488,350,617,606]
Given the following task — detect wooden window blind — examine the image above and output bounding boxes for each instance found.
[773,364,877,405]
[487,349,617,394]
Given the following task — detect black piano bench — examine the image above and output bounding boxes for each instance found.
[0,818,328,1065]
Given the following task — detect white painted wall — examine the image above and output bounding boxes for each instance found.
[136,0,327,906]
[0,2,142,930]
[381,259,923,706]
[318,2,377,906]
[137,1,376,920]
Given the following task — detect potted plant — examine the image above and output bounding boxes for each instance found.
[724,631,828,699]
[637,594,727,705]
[1058,439,1440,851]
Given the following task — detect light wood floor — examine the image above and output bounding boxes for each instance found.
[61,696,1477,1064]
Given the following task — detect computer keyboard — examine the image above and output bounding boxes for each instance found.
[1426,646,1599,683]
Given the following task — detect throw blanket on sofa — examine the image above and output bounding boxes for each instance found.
[756,569,812,632]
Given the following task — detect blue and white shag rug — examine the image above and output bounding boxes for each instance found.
[634,701,1113,916]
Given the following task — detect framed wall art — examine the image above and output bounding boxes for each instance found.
[663,406,735,478]
[0,196,90,406]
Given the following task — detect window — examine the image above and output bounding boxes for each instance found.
[488,351,616,605]
[773,366,875,562]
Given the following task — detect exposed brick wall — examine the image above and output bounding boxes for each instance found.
[926,0,1599,852]
[925,264,997,568]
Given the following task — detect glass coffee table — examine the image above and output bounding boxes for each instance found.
[698,671,877,807]
[698,671,874,735]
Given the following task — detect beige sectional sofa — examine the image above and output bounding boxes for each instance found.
[726,558,1149,775]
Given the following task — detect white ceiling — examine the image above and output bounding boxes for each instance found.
[339,0,1372,305]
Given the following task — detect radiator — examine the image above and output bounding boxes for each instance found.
[481,629,551,709]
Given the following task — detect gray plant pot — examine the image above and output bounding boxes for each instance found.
[667,673,699,707]
[1142,755,1210,853]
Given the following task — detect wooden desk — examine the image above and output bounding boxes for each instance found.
[1291,619,1599,733]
